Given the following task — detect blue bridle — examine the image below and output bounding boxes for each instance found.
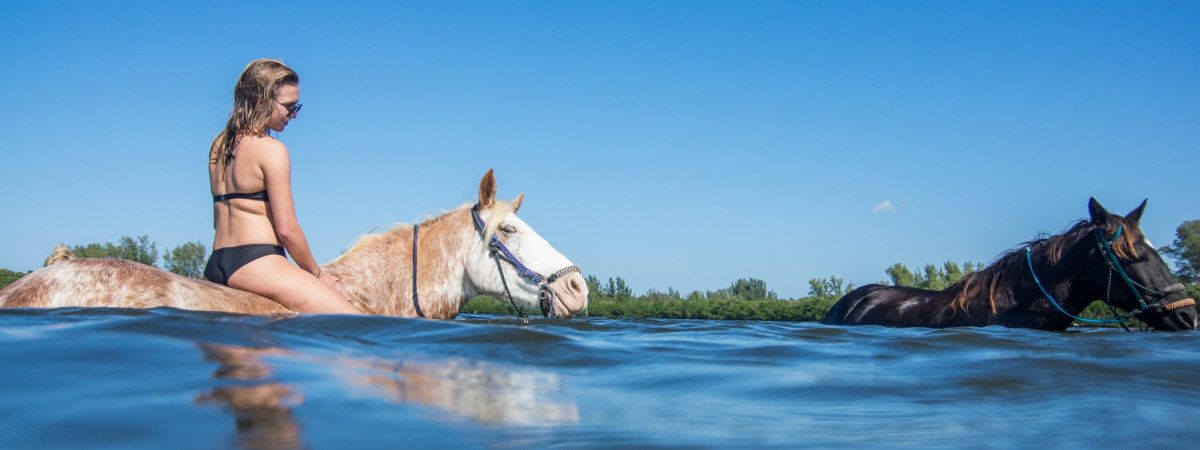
[1026,223,1188,326]
[409,204,579,319]
[469,203,580,318]
[470,202,578,319]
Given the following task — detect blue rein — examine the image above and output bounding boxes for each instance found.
[1026,246,1126,325]
[1025,223,1149,326]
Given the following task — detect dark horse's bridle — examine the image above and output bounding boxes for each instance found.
[410,203,581,319]
[1026,223,1196,328]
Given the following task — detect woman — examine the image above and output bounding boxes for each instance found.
[205,59,360,314]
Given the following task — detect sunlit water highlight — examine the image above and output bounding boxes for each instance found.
[1,308,1198,448]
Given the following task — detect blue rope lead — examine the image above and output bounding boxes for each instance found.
[412,223,425,318]
[1026,247,1125,325]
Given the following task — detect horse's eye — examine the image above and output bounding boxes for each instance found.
[500,224,517,234]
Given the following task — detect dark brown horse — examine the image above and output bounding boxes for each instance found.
[824,198,1196,331]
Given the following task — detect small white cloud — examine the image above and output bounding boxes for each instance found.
[872,200,897,213]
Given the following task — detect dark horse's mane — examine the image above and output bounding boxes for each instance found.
[947,215,1145,314]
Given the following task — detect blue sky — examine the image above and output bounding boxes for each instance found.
[2,1,1197,299]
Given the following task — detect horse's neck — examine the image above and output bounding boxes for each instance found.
[325,209,474,318]
[1015,239,1095,315]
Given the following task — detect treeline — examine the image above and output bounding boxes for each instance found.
[67,235,208,279]
[0,235,207,289]
[459,278,838,321]
[460,263,985,322]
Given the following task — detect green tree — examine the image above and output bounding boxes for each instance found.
[70,243,110,258]
[886,263,917,287]
[729,278,777,300]
[0,269,30,290]
[808,276,855,299]
[109,235,158,266]
[1161,220,1199,284]
[70,235,159,266]
[164,241,207,279]
[586,275,604,299]
[605,277,634,301]
[886,261,982,289]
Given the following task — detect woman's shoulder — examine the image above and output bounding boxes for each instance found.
[239,134,287,151]
[240,134,290,160]
[238,135,291,173]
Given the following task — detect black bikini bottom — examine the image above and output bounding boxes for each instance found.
[204,244,286,286]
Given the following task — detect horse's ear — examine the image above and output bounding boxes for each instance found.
[512,193,524,213]
[1125,199,1147,224]
[1088,197,1111,225]
[479,169,496,208]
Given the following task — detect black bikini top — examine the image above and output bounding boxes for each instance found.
[213,190,269,202]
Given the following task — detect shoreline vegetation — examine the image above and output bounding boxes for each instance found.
[4,220,1198,326]
[461,272,1146,326]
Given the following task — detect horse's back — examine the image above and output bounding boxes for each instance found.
[0,258,289,314]
[823,284,893,325]
[825,283,992,328]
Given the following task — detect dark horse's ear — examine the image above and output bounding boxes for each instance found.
[479,169,497,209]
[1088,197,1111,226]
[1125,199,1147,225]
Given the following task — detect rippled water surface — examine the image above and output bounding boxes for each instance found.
[2,307,1198,448]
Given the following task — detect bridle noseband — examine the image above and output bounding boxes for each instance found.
[409,204,581,319]
[1026,223,1196,328]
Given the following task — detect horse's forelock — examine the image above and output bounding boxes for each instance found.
[1104,216,1142,261]
[482,200,516,244]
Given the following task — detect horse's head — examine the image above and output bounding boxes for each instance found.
[466,170,589,318]
[1088,198,1196,331]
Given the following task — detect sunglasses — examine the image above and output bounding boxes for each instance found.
[277,101,302,116]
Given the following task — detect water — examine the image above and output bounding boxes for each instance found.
[2,308,1198,448]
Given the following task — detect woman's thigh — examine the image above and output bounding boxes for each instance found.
[227,255,352,314]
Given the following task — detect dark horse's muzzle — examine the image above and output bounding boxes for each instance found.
[1132,295,1197,332]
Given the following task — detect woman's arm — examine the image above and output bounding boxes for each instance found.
[259,140,323,277]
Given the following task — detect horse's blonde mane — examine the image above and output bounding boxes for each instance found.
[337,200,518,258]
[44,245,74,267]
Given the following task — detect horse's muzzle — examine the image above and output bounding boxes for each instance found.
[542,270,588,319]
[1134,298,1197,331]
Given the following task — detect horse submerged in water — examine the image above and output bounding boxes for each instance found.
[824,198,1196,331]
[0,170,589,319]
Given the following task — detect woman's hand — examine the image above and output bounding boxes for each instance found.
[318,271,351,301]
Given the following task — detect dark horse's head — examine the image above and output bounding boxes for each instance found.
[1086,198,1196,331]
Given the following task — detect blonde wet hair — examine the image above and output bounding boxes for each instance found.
[213,58,299,172]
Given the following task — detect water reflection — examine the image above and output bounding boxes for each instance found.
[193,346,304,449]
[194,344,578,445]
[348,357,580,426]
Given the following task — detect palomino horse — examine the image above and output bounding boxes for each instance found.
[0,170,589,318]
[824,198,1196,331]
